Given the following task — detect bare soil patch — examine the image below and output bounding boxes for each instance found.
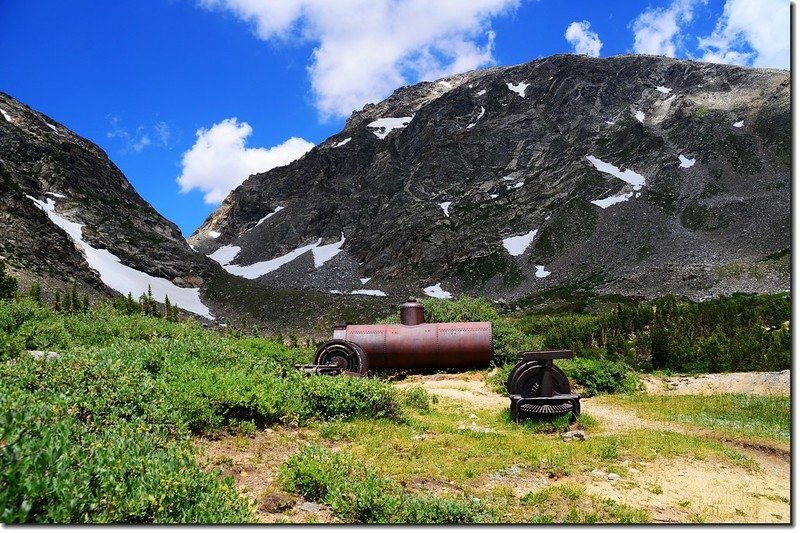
[640,370,790,396]
[394,371,507,411]
[194,427,337,523]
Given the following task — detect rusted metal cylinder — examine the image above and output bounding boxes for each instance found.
[399,300,425,326]
[332,321,493,369]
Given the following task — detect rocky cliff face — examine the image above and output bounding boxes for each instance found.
[0,91,218,313]
[191,54,790,303]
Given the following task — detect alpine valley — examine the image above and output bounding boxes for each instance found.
[1,54,789,334]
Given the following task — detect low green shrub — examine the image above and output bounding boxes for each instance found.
[559,358,639,396]
[280,446,493,524]
[400,385,436,412]
[0,298,408,523]
[297,375,401,421]
[0,392,253,524]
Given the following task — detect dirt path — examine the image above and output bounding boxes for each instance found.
[400,370,791,524]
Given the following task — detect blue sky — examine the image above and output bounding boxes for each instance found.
[0,0,789,236]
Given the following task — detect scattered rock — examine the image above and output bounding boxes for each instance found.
[456,424,496,433]
[300,502,322,513]
[608,473,621,481]
[28,350,60,361]
[561,430,586,441]
[468,413,478,419]
[591,469,606,477]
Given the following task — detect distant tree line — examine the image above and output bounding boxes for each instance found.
[518,293,790,373]
[0,259,180,322]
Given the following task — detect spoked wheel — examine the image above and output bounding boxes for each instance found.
[313,340,368,376]
[507,362,576,417]
[507,362,571,396]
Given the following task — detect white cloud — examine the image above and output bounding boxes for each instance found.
[106,116,170,153]
[565,21,602,57]
[177,117,314,204]
[199,0,519,119]
[631,0,706,57]
[697,0,789,69]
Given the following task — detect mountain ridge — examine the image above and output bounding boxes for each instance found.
[190,54,790,303]
[0,90,220,315]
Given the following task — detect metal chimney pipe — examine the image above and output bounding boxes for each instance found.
[399,299,425,326]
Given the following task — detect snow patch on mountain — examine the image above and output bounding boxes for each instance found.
[209,244,241,265]
[438,201,452,216]
[503,230,537,256]
[211,234,346,279]
[535,265,551,278]
[678,154,696,168]
[592,191,634,208]
[368,116,413,139]
[467,106,485,129]
[253,206,285,228]
[424,283,452,299]
[507,81,529,97]
[26,194,213,318]
[586,156,646,190]
[333,137,351,148]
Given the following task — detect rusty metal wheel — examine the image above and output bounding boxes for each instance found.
[506,362,571,397]
[313,340,368,376]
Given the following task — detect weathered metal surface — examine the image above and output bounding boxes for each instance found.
[399,300,425,326]
[320,301,493,370]
[312,339,368,376]
[336,321,492,369]
[506,350,581,422]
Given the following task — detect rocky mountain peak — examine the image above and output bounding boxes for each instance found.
[191,54,789,304]
[0,91,219,315]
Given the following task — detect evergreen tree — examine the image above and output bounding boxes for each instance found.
[63,285,73,313]
[27,281,42,304]
[53,289,62,312]
[0,259,18,300]
[69,281,79,313]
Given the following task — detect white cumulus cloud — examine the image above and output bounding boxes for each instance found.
[565,20,602,57]
[198,0,519,119]
[631,0,706,57]
[697,0,789,69]
[177,117,314,204]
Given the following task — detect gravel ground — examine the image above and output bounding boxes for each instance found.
[640,370,790,396]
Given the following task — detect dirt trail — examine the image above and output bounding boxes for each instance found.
[400,371,790,524]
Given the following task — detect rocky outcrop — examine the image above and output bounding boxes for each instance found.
[192,54,789,302]
[0,91,218,302]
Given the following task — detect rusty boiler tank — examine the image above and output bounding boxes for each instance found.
[311,300,493,375]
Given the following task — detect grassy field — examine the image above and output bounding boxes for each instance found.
[600,393,790,445]
[0,290,791,524]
